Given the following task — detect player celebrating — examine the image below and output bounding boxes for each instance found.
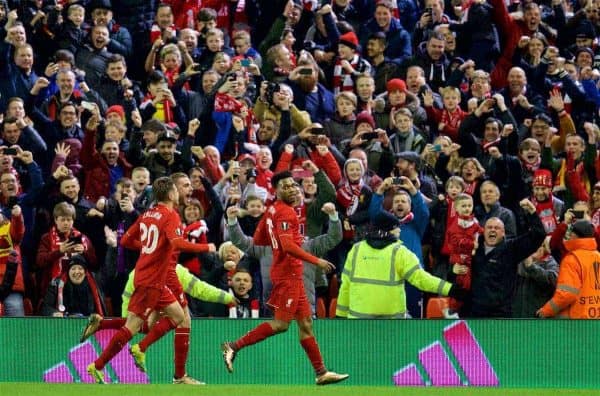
[221,171,349,385]
[87,177,214,384]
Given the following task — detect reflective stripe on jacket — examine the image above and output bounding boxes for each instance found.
[336,240,452,319]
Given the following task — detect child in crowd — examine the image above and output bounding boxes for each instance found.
[324,91,357,149]
[238,194,265,236]
[447,193,482,312]
[332,31,371,95]
[35,202,96,300]
[55,3,87,55]
[423,86,467,141]
[228,269,259,318]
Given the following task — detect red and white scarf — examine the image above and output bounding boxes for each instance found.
[332,55,360,95]
[532,196,558,234]
[215,92,244,113]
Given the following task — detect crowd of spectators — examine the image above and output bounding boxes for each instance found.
[0,0,599,319]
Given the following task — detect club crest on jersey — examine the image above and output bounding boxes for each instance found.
[176,227,183,236]
[281,222,289,231]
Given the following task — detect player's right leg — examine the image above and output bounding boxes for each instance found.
[221,282,295,373]
[131,297,184,372]
[221,319,288,373]
[88,313,144,383]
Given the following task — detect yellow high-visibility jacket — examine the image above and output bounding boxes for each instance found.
[336,239,452,318]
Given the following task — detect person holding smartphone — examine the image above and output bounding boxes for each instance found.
[36,202,97,303]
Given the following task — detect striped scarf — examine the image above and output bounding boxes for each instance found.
[332,55,360,95]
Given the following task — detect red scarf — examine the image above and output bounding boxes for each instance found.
[332,55,360,95]
[464,180,479,196]
[521,156,541,173]
[398,212,415,225]
[182,220,208,275]
[215,93,244,113]
[532,196,558,234]
[482,136,501,151]
[440,107,466,132]
[337,178,364,240]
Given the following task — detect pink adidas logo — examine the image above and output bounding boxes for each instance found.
[393,321,499,387]
[43,330,149,384]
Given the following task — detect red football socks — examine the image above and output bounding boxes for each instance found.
[174,327,190,379]
[98,317,126,330]
[94,326,133,370]
[300,336,325,375]
[138,317,177,352]
[234,322,275,350]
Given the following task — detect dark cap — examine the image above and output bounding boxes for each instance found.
[372,211,401,231]
[571,220,595,238]
[67,254,88,269]
[89,0,112,12]
[156,131,178,144]
[576,21,595,39]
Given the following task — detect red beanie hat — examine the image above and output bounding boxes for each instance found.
[106,105,125,121]
[532,169,553,188]
[355,111,375,129]
[339,31,359,51]
[386,78,406,93]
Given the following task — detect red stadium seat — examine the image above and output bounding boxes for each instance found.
[316,297,326,318]
[23,298,33,316]
[328,298,337,318]
[426,297,450,318]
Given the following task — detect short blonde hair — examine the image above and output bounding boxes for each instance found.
[160,43,181,61]
[335,91,357,108]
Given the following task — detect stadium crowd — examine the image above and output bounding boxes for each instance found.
[0,0,599,320]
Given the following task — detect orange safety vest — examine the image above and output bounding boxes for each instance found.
[541,238,600,319]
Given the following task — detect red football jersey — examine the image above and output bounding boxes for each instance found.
[254,200,304,282]
[125,204,184,289]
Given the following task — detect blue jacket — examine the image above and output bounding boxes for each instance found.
[0,43,38,113]
[359,18,412,65]
[368,190,429,264]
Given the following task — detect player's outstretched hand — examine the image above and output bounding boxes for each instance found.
[317,258,335,274]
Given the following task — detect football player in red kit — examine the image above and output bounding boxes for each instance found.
[221,171,349,385]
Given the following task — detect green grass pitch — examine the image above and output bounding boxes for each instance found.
[2,384,600,396]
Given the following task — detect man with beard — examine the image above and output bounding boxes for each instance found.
[142,120,196,180]
[468,199,546,317]
[75,25,115,92]
[368,176,430,318]
[528,169,564,235]
[286,62,335,124]
[221,171,348,385]
[365,32,399,95]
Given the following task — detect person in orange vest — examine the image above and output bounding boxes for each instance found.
[537,220,600,319]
